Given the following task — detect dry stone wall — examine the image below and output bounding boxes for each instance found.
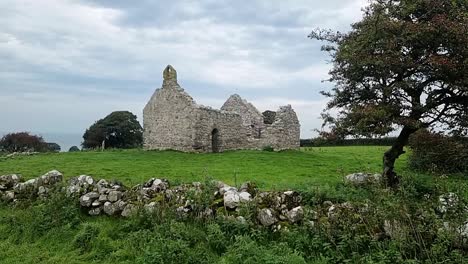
[143,65,300,152]
[0,170,310,228]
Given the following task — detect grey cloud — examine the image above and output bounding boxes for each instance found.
[0,0,367,137]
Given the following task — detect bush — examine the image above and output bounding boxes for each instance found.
[262,145,274,152]
[408,130,468,173]
[0,132,48,153]
[69,146,80,152]
[301,137,396,147]
[46,142,61,152]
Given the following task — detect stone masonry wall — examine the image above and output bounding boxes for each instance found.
[221,94,265,138]
[143,65,301,152]
[143,66,198,151]
[261,105,301,150]
[193,107,247,152]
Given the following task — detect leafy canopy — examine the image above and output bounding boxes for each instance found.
[310,0,468,138]
[82,111,143,149]
[0,132,48,153]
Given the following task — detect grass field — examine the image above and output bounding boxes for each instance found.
[1,146,467,263]
[0,146,419,190]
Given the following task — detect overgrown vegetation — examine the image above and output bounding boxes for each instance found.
[1,174,467,263]
[301,137,397,147]
[0,132,59,153]
[408,130,468,173]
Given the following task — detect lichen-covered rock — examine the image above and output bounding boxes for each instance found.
[220,186,237,195]
[239,182,257,195]
[281,191,302,209]
[144,202,157,213]
[345,173,381,185]
[140,178,169,199]
[98,194,108,202]
[38,170,63,185]
[121,204,138,217]
[257,208,278,226]
[0,174,22,189]
[108,190,122,202]
[14,178,38,193]
[80,192,100,207]
[68,175,95,195]
[224,190,240,209]
[239,191,252,202]
[37,186,48,196]
[103,202,117,215]
[115,200,127,211]
[287,206,304,223]
[1,191,15,202]
[438,192,459,214]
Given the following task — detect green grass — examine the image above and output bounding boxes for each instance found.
[1,146,467,263]
[0,146,422,189]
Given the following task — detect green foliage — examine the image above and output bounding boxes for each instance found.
[46,143,61,152]
[82,111,143,149]
[310,0,468,138]
[262,145,274,152]
[301,137,396,147]
[1,175,467,263]
[408,129,468,173]
[0,132,49,153]
[68,146,80,152]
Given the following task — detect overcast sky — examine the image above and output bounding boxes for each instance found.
[0,0,368,141]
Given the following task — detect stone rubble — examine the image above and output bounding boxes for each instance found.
[0,170,313,226]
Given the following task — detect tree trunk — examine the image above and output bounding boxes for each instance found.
[382,126,418,188]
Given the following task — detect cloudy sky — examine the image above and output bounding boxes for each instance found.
[0,0,368,146]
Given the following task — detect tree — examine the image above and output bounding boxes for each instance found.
[0,132,48,153]
[82,111,143,149]
[46,142,61,152]
[309,0,468,187]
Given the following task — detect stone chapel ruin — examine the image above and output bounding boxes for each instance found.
[143,65,300,152]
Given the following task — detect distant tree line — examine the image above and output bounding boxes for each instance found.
[300,137,397,147]
[0,132,60,153]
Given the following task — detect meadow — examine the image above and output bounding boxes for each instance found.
[1,147,467,263]
[1,146,416,190]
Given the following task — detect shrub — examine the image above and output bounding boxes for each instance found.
[408,130,468,173]
[68,146,80,152]
[0,132,48,153]
[46,142,61,152]
[262,145,274,152]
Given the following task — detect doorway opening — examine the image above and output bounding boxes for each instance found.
[211,128,220,153]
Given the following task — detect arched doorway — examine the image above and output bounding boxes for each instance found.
[211,128,220,153]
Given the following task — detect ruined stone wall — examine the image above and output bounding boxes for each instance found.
[261,105,301,150]
[143,65,301,152]
[192,107,247,152]
[143,66,198,151]
[221,94,265,138]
